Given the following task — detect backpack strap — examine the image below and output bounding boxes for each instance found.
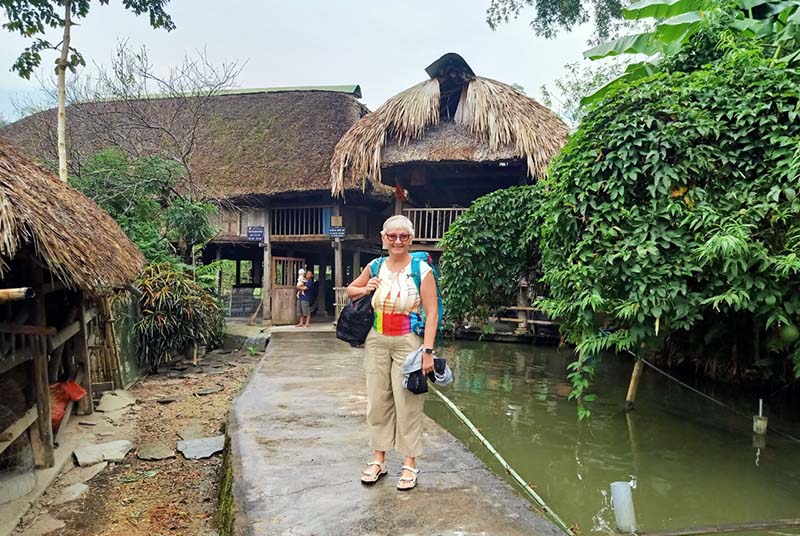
[369,256,386,278]
[410,256,422,293]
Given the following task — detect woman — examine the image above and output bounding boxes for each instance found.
[346,214,438,491]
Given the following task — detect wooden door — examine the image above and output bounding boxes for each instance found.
[271,257,305,325]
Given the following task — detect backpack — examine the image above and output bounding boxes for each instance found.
[370,251,445,341]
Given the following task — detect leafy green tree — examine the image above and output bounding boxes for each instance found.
[72,147,218,265]
[582,0,800,104]
[0,112,6,128]
[486,0,626,40]
[0,0,175,182]
[539,45,800,416]
[540,60,626,128]
[440,187,544,324]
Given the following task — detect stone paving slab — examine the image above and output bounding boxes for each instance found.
[227,331,562,536]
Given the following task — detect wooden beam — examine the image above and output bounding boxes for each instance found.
[48,320,80,352]
[53,400,74,447]
[0,287,36,303]
[75,300,93,416]
[83,306,98,325]
[270,234,365,243]
[0,407,38,456]
[0,347,34,376]
[0,323,56,336]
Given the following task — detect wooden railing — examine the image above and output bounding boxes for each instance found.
[403,208,467,242]
[271,207,330,236]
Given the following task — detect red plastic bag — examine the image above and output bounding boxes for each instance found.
[63,380,87,401]
[49,381,87,431]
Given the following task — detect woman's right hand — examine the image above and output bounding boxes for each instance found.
[364,277,380,295]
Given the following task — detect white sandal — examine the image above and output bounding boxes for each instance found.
[360,460,387,485]
[397,465,419,491]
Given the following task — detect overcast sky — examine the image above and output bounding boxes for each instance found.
[0,0,594,122]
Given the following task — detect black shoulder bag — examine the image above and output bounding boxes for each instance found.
[336,295,374,347]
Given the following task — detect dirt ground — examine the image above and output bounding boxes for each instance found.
[14,347,259,536]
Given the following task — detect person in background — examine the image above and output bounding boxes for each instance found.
[297,270,314,327]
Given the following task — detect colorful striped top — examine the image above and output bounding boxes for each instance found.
[371,258,432,336]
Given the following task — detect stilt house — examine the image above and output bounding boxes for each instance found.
[0,87,392,325]
[0,138,143,491]
[332,53,569,252]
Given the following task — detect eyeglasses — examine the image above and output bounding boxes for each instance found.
[385,233,411,243]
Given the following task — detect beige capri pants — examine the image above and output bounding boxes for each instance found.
[363,329,425,457]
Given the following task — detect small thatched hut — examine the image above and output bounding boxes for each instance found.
[331,53,569,246]
[0,137,143,481]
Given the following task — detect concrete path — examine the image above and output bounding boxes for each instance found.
[227,330,562,536]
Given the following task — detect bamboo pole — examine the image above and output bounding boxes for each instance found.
[625,358,645,410]
[0,287,36,302]
[630,518,800,536]
[428,385,575,536]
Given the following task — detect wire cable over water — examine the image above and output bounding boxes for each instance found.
[428,384,576,536]
[622,349,800,444]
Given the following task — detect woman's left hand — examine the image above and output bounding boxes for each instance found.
[422,353,434,375]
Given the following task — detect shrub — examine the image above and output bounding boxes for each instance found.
[134,263,224,371]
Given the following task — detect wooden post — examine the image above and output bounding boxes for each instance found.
[625,359,645,411]
[395,180,403,215]
[31,335,54,467]
[75,299,93,415]
[334,240,343,288]
[30,264,54,468]
[215,247,222,297]
[99,297,123,390]
[318,263,327,317]
[235,260,241,286]
[514,281,528,335]
[352,250,361,284]
[262,204,272,322]
[333,202,343,288]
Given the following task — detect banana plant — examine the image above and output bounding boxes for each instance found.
[581,0,800,105]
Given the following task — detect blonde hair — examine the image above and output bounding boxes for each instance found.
[381,215,415,238]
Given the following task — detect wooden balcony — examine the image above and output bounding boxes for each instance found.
[271,207,331,237]
[403,208,467,243]
[213,206,334,242]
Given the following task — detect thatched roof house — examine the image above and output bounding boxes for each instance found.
[0,87,387,202]
[0,137,144,293]
[331,53,570,197]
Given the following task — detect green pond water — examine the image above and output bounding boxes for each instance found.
[425,340,800,535]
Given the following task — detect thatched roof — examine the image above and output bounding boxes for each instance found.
[1,89,386,202]
[331,53,570,197]
[0,137,144,293]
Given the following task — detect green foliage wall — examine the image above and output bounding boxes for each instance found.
[539,50,800,383]
[440,186,543,322]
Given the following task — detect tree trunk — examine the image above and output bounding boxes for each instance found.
[57,0,72,183]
